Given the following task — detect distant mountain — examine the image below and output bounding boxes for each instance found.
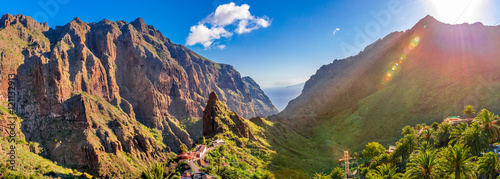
[263,83,304,111]
[0,14,277,177]
[272,15,500,154]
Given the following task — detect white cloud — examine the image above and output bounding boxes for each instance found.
[186,24,232,48]
[217,45,226,49]
[203,3,252,26]
[186,2,271,49]
[333,28,340,36]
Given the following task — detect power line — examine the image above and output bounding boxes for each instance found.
[454,0,474,24]
[494,18,500,26]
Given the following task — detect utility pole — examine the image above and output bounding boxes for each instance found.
[339,151,352,179]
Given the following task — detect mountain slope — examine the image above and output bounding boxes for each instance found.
[0,14,277,177]
[201,92,336,178]
[274,15,500,156]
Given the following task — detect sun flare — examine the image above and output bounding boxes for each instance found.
[431,0,484,24]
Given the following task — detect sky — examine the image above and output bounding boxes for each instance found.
[1,0,500,89]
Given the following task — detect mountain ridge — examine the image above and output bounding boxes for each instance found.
[272,14,500,155]
[0,13,277,177]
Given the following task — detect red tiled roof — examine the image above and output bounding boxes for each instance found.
[182,171,191,177]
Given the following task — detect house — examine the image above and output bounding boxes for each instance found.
[198,159,210,167]
[202,175,213,179]
[181,171,192,179]
[387,145,396,154]
[443,116,473,125]
[213,139,225,147]
[195,145,207,158]
[193,173,214,179]
[178,152,196,161]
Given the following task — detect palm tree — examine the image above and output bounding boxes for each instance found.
[475,109,500,143]
[312,172,330,179]
[436,122,452,147]
[406,149,440,179]
[402,126,416,135]
[393,134,418,163]
[418,141,433,153]
[439,144,475,179]
[330,167,345,179]
[367,163,403,179]
[142,163,166,179]
[456,122,488,155]
[477,152,500,179]
[449,123,468,145]
[463,105,476,119]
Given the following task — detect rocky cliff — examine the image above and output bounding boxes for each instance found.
[203,92,251,138]
[0,14,277,177]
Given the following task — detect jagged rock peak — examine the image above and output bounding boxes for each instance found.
[0,13,49,31]
[131,17,148,33]
[72,17,83,24]
[207,92,219,107]
[203,91,251,138]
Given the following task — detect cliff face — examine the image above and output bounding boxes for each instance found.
[0,14,276,177]
[203,92,251,138]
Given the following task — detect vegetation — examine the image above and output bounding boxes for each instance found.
[314,106,500,179]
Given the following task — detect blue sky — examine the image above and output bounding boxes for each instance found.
[1,0,500,88]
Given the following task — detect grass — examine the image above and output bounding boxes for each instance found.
[0,108,93,178]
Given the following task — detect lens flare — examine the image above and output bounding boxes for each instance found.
[380,33,422,88]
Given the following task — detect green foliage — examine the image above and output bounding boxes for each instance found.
[312,172,330,179]
[178,144,188,154]
[141,163,166,179]
[477,152,500,179]
[431,122,439,131]
[406,149,440,179]
[393,134,418,163]
[401,126,416,135]
[453,122,488,155]
[439,144,475,179]
[367,163,402,179]
[330,167,345,179]
[363,142,386,159]
[435,122,452,147]
[463,105,476,118]
[475,109,500,143]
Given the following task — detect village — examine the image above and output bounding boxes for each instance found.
[177,139,226,179]
[339,115,500,178]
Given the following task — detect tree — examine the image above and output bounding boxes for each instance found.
[330,167,345,179]
[449,123,468,145]
[200,136,206,145]
[477,152,500,179]
[406,149,440,179]
[435,122,452,147]
[178,144,188,154]
[463,105,476,119]
[141,163,166,179]
[363,142,386,159]
[439,144,475,179]
[402,126,416,135]
[431,122,439,131]
[312,172,330,179]
[475,109,500,143]
[367,163,402,179]
[393,134,418,163]
[454,122,488,156]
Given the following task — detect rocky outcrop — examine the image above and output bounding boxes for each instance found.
[0,14,276,177]
[203,92,251,138]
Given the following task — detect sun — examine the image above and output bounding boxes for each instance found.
[430,0,485,24]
